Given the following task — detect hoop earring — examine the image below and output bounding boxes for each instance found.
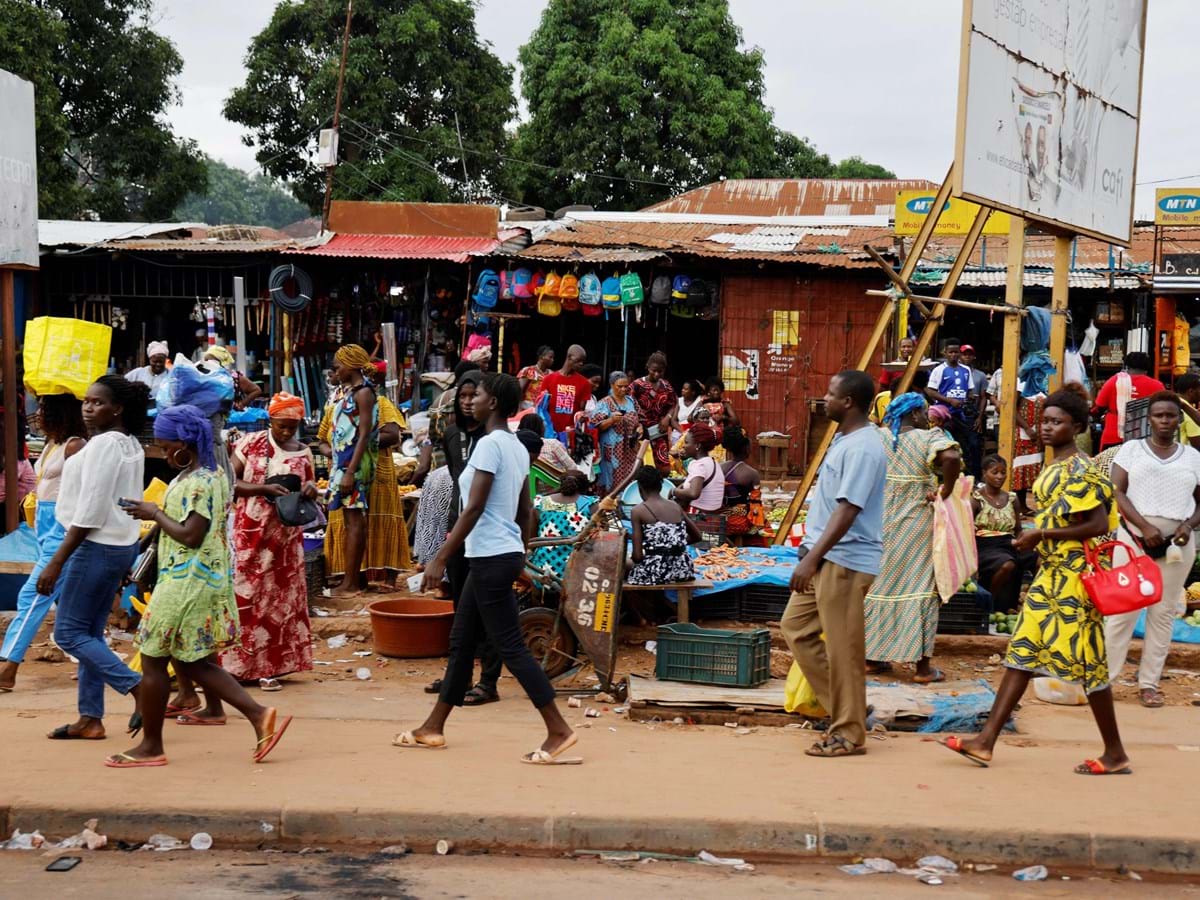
[170,447,194,468]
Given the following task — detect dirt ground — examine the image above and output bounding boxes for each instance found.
[0,847,1194,900]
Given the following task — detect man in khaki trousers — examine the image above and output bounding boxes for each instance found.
[782,370,888,757]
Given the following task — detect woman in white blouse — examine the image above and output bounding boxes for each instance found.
[1108,392,1200,708]
[38,376,148,741]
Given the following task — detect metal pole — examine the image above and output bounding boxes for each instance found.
[997,217,1026,484]
[320,0,355,232]
[2,270,19,532]
[233,276,248,374]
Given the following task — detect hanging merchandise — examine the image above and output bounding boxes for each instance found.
[541,270,563,299]
[499,269,514,301]
[512,268,534,300]
[1079,318,1099,356]
[529,270,547,306]
[472,269,499,309]
[686,277,711,310]
[559,272,580,312]
[1174,313,1191,375]
[268,264,313,313]
[697,279,720,321]
[23,317,113,399]
[601,274,623,310]
[578,272,602,307]
[536,272,561,316]
[671,274,692,300]
[650,274,672,305]
[619,272,644,306]
[1063,350,1089,391]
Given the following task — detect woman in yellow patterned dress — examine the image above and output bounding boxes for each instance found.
[365,362,412,589]
[941,390,1131,775]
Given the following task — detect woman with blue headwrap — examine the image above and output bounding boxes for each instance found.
[864,393,962,683]
[113,404,292,768]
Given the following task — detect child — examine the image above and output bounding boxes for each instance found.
[627,466,700,585]
[971,454,1022,613]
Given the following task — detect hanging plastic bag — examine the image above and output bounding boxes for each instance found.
[155,354,234,416]
[784,661,828,717]
[22,317,112,399]
[933,476,978,601]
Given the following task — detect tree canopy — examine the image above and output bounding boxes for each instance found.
[174,158,309,229]
[0,0,206,220]
[225,0,517,213]
[508,0,893,210]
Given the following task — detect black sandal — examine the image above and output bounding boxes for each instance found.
[424,679,443,694]
[463,685,500,706]
[48,724,105,741]
[127,711,143,738]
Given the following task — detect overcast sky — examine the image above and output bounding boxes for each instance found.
[154,0,1195,219]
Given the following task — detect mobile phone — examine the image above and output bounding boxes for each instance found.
[46,857,81,872]
[117,498,135,509]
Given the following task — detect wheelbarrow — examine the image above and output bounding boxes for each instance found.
[518,444,648,699]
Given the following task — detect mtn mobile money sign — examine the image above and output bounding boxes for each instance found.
[955,1,1147,246]
[893,191,1011,236]
[1154,188,1200,226]
[0,69,38,269]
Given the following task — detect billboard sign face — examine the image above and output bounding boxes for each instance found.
[1155,188,1200,226]
[955,1,1147,245]
[894,190,1011,236]
[0,69,38,269]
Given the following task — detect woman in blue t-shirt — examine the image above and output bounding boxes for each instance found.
[395,373,580,765]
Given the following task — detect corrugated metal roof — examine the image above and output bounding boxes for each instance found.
[642,178,939,217]
[39,220,203,248]
[97,237,306,254]
[292,232,504,263]
[516,246,668,264]
[914,269,1145,290]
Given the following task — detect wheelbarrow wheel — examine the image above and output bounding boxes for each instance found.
[519,607,579,679]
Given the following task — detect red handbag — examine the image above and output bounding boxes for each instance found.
[1080,540,1163,616]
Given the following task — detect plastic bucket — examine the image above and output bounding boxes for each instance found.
[367,596,455,658]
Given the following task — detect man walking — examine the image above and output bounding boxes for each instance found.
[782,370,888,758]
[926,338,976,466]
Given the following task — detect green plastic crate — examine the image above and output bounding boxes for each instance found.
[654,623,771,688]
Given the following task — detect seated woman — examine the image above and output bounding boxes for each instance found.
[628,466,700,586]
[720,427,765,544]
[971,454,1022,614]
[529,472,598,584]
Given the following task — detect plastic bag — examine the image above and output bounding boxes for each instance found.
[155,354,233,415]
[1032,676,1087,706]
[933,476,978,601]
[22,316,112,399]
[784,661,828,717]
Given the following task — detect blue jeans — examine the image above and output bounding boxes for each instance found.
[52,539,140,719]
[1,501,65,664]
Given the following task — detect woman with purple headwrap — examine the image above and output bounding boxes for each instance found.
[115,404,292,767]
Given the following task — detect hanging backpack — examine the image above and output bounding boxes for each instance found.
[579,272,602,306]
[541,270,562,299]
[619,272,644,306]
[601,275,623,310]
[696,279,720,320]
[686,277,711,310]
[559,272,580,312]
[671,274,692,300]
[472,269,499,309]
[499,270,514,301]
[650,275,672,305]
[537,293,562,317]
[512,268,534,299]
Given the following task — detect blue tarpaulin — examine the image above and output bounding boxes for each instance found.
[0,524,38,611]
[1133,609,1200,644]
[690,545,797,596]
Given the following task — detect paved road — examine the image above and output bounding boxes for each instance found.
[0,850,1190,899]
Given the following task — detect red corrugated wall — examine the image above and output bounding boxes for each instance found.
[719,271,885,473]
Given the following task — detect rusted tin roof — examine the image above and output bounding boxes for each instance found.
[642,178,939,217]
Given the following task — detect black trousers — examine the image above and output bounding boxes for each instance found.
[446,547,504,695]
[438,552,555,708]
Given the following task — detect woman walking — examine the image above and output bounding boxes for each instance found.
[631,352,677,473]
[591,371,640,493]
[221,392,317,687]
[395,373,579,764]
[111,404,290,767]
[942,390,1130,774]
[864,393,961,683]
[0,395,86,692]
[1106,392,1200,708]
[328,344,378,598]
[366,363,412,587]
[39,377,147,741]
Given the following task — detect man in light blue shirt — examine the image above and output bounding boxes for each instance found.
[783,370,887,757]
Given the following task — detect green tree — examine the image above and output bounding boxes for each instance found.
[225,0,517,213]
[510,0,895,210]
[831,156,896,179]
[174,158,309,229]
[1,0,206,220]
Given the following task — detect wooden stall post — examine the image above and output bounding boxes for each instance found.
[997,217,1026,480]
[233,276,248,375]
[1,270,17,532]
[1047,235,1071,391]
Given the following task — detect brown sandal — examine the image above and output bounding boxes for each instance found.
[1138,688,1164,708]
[805,734,866,758]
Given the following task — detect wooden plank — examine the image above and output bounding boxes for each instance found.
[0,561,34,575]
[1,269,17,532]
[627,674,789,710]
[998,218,1026,482]
[1048,235,1071,392]
[624,581,713,592]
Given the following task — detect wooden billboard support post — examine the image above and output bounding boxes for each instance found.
[997,217,1026,480]
[1047,235,1071,391]
[1,269,17,532]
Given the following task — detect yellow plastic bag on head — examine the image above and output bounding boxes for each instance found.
[784,661,828,718]
[22,317,112,399]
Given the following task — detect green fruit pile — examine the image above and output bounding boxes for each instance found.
[1185,611,1200,628]
[990,611,1020,635]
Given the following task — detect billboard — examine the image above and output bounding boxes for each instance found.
[0,69,38,269]
[955,1,1147,246]
[1154,188,1200,226]
[894,190,1011,236]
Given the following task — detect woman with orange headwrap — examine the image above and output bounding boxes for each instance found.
[218,392,318,692]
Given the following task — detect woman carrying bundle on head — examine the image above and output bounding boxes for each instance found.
[114,404,291,767]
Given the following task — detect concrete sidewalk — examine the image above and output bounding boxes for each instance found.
[2,660,1199,873]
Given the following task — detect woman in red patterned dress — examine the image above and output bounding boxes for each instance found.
[221,393,318,687]
[631,352,677,473]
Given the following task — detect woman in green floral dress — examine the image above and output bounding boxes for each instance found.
[106,405,292,768]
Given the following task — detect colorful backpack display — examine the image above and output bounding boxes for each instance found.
[499,270,514,301]
[619,272,644,306]
[472,269,499,309]
[671,274,692,300]
[512,268,534,299]
[650,275,672,305]
[686,277,711,309]
[601,275,623,310]
[559,272,580,311]
[537,293,562,317]
[579,272,602,306]
[541,270,562,298]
